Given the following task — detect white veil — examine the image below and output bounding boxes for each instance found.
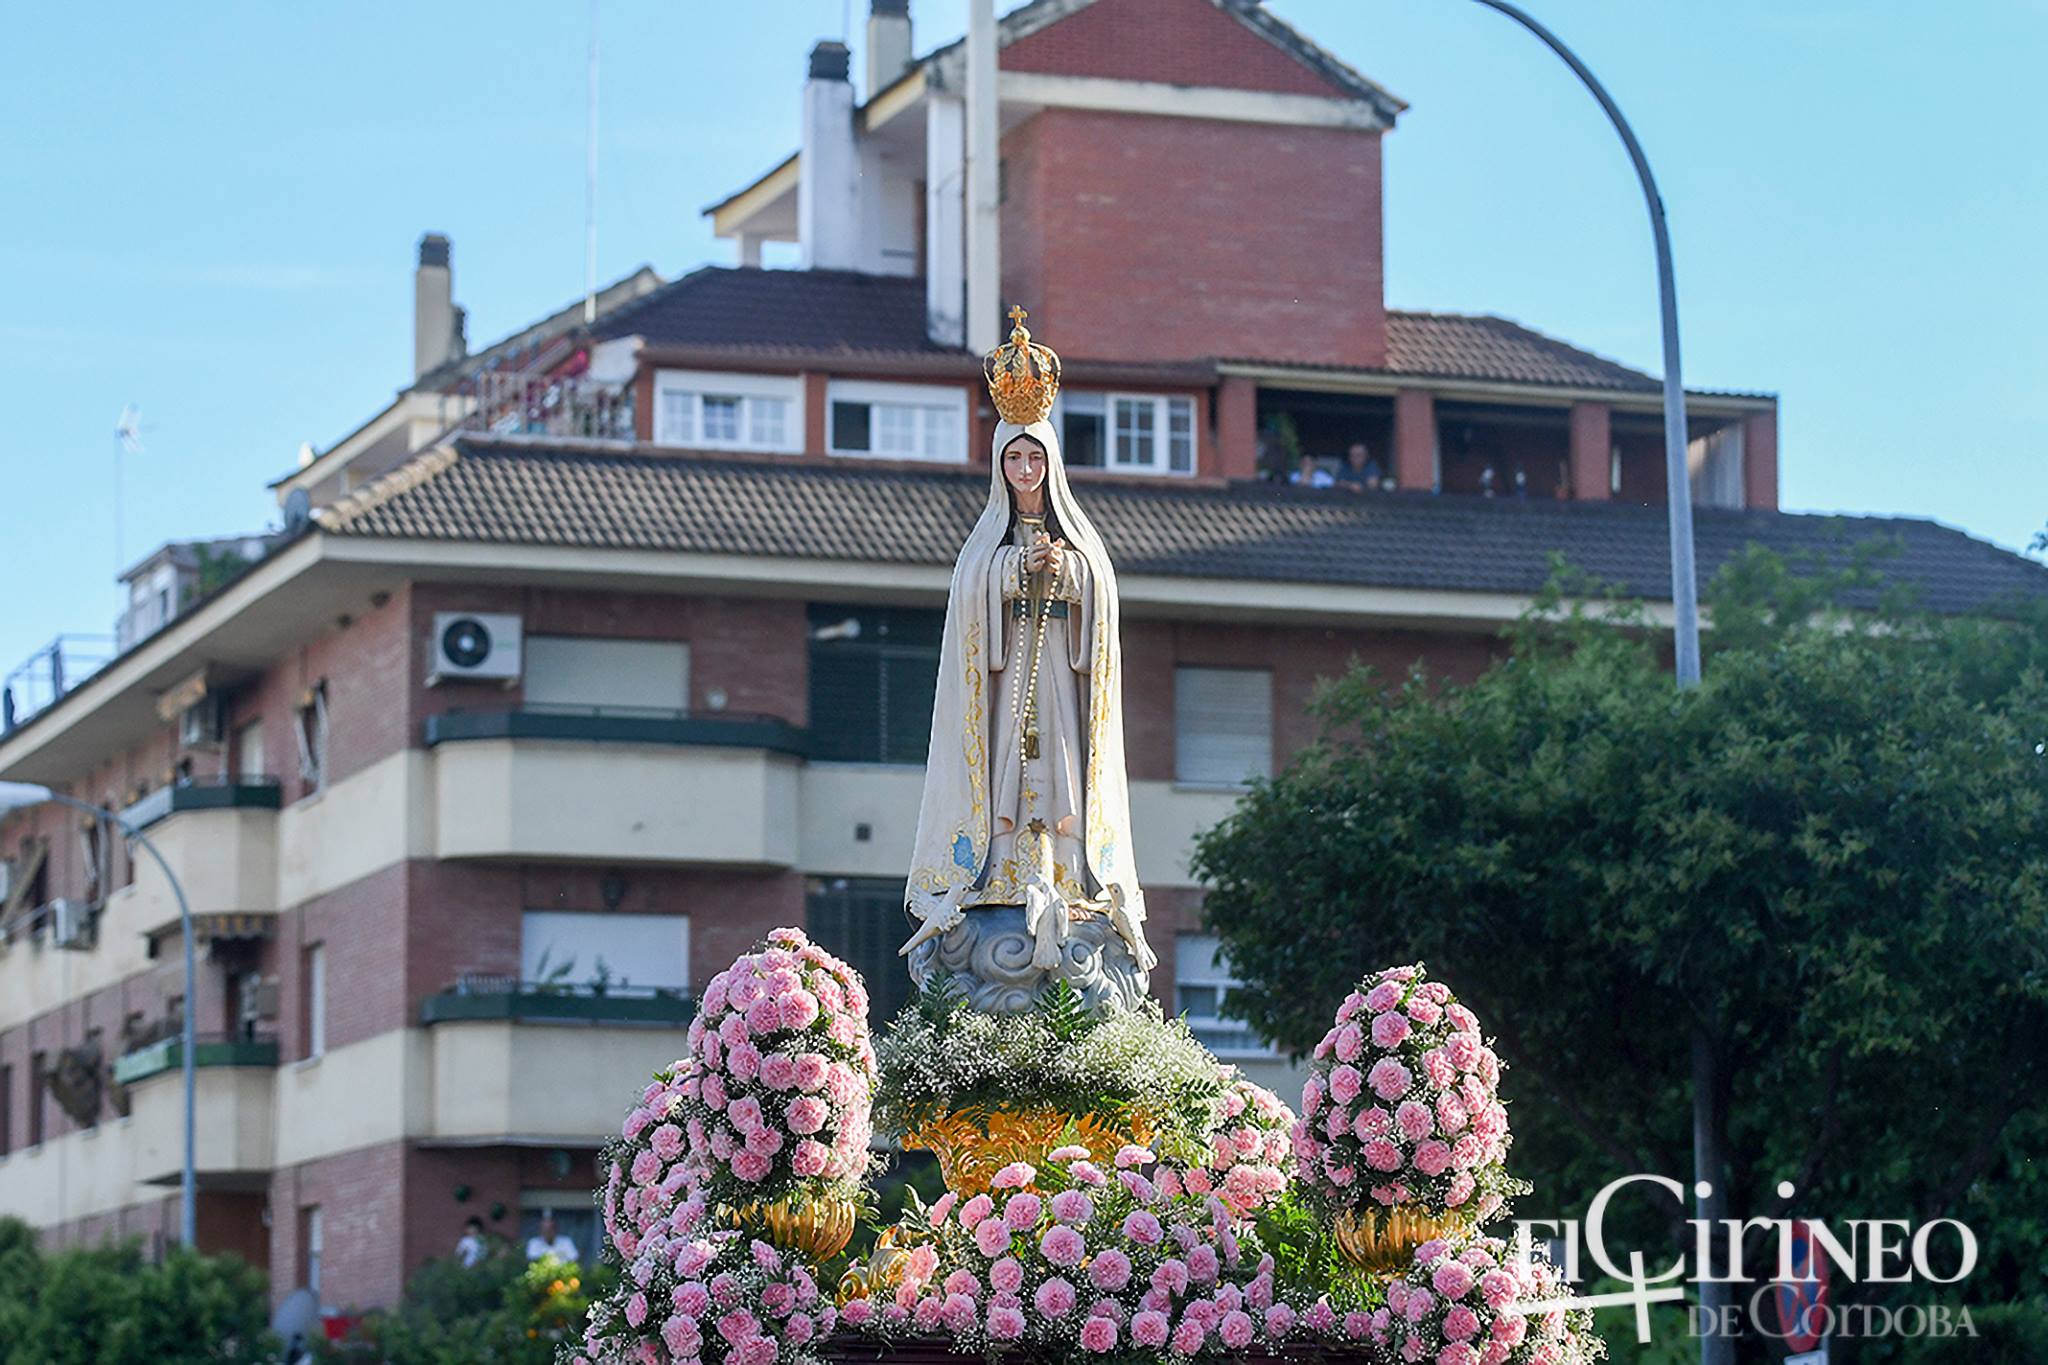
[903,417,1148,964]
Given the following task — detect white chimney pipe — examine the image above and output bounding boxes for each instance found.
[964,0,1000,352]
[799,42,861,271]
[867,0,912,98]
[413,233,466,380]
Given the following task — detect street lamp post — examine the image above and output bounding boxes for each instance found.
[0,781,197,1249]
[1466,0,1704,688]
[1460,7,1722,1363]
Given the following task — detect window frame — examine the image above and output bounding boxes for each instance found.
[304,943,327,1061]
[651,369,804,454]
[1053,391,1197,475]
[294,682,328,798]
[825,379,970,464]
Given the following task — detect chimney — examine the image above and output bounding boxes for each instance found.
[413,233,467,379]
[799,42,861,271]
[867,0,913,98]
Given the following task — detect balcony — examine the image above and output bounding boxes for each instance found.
[426,708,805,867]
[115,1032,280,1185]
[450,369,634,443]
[419,976,695,1027]
[419,980,693,1145]
[114,776,281,939]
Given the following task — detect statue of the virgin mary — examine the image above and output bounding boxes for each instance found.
[901,309,1157,1006]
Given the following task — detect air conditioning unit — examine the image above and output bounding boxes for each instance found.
[179,696,225,748]
[427,612,523,686]
[50,898,96,951]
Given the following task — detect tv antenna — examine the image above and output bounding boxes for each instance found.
[113,404,146,572]
[583,0,599,324]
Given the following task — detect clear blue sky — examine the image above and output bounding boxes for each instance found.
[3,1,2042,677]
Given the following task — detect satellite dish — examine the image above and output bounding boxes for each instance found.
[283,488,313,533]
[270,1286,321,1361]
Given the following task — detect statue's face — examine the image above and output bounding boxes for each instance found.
[1002,437,1048,496]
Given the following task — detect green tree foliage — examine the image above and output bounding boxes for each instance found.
[0,1218,273,1365]
[1190,551,2048,1303]
[322,1251,612,1365]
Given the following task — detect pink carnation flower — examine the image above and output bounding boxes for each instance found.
[1329,1065,1364,1106]
[1395,1101,1433,1141]
[1172,1318,1208,1353]
[1087,1248,1132,1291]
[958,1194,994,1229]
[974,1218,1012,1257]
[987,1305,1026,1340]
[1368,1058,1413,1101]
[1365,980,1405,1012]
[1372,1012,1413,1048]
[730,1150,771,1182]
[1034,1277,1078,1319]
[1444,1304,1482,1341]
[784,1096,829,1135]
[1121,1211,1164,1246]
[927,1192,957,1229]
[1433,1259,1477,1299]
[1003,1192,1043,1230]
[1050,1190,1094,1225]
[1222,1309,1256,1348]
[1080,1316,1119,1353]
[791,1138,830,1176]
[1414,1139,1453,1176]
[1133,1310,1171,1346]
[1040,1225,1086,1267]
[992,1161,1036,1190]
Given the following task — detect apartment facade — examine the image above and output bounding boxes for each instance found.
[2,0,2042,1317]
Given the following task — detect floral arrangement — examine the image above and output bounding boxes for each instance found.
[574,1191,839,1365]
[875,979,1226,1161]
[577,937,1608,1365]
[671,928,879,1208]
[1294,964,1517,1219]
[1367,1234,1602,1365]
[842,1141,1345,1360]
[1152,1072,1297,1220]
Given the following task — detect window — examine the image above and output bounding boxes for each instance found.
[1059,393,1107,467]
[652,370,801,452]
[807,604,944,763]
[521,911,689,995]
[302,1205,324,1296]
[827,380,968,463]
[806,878,913,1030]
[28,1052,45,1147]
[523,637,690,715]
[235,720,265,782]
[303,944,327,1060]
[1174,667,1272,786]
[0,1062,12,1157]
[1055,392,1195,473]
[294,683,328,797]
[1176,933,1274,1057]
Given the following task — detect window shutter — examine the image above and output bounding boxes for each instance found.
[1174,667,1272,785]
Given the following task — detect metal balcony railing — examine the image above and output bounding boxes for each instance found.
[2,634,113,735]
[451,369,634,443]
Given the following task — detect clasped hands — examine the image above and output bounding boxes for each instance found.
[1025,532,1066,577]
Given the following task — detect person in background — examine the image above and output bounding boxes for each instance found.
[1289,453,1335,489]
[456,1215,488,1267]
[526,1211,579,1263]
[1334,442,1384,492]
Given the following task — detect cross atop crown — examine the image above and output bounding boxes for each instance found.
[983,305,1062,425]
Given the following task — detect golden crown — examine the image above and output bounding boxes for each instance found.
[983,305,1061,425]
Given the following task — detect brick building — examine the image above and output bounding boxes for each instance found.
[1,0,2042,1317]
